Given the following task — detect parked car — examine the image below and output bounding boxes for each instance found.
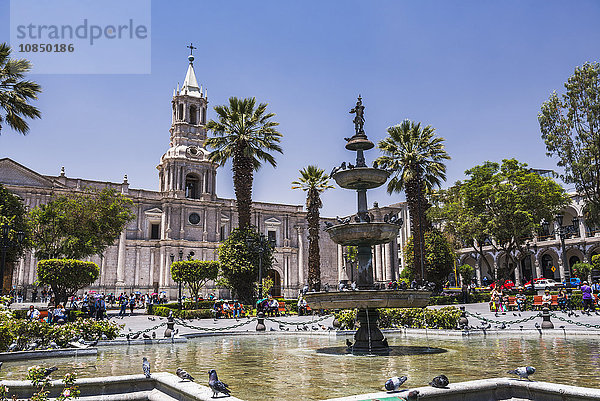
[532,279,560,290]
[562,278,581,288]
[489,280,515,290]
[524,278,544,290]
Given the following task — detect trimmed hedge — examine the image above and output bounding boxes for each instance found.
[334,306,461,330]
[152,306,213,319]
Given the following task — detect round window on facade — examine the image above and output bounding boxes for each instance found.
[189,212,201,225]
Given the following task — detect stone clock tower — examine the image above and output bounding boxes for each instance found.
[157,46,217,200]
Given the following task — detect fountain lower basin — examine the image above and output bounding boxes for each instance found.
[304,290,430,310]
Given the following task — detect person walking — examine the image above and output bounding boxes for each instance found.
[95,296,106,320]
[581,281,593,313]
[119,296,128,317]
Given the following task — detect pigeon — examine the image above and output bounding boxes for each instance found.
[173,329,179,336]
[406,390,420,401]
[176,368,195,382]
[208,369,231,398]
[43,366,58,377]
[143,333,151,339]
[345,339,353,348]
[507,366,535,381]
[152,331,156,339]
[130,332,141,339]
[142,357,151,378]
[324,221,334,228]
[101,334,108,340]
[87,340,98,347]
[384,376,407,392]
[7,343,18,352]
[48,341,58,349]
[340,162,346,170]
[0,362,3,371]
[348,163,354,169]
[429,374,449,388]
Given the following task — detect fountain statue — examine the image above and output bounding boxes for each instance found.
[305,96,431,355]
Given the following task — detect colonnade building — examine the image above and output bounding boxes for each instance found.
[0,55,404,299]
[457,194,600,286]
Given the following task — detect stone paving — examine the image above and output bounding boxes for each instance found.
[11,301,600,336]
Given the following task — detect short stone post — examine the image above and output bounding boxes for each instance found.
[541,307,554,329]
[458,306,469,330]
[256,312,266,331]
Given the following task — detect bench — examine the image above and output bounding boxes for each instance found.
[532,295,543,310]
[508,296,517,310]
[551,295,559,310]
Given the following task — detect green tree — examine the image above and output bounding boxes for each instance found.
[206,97,283,230]
[592,254,600,271]
[29,188,134,260]
[403,230,455,288]
[37,259,99,306]
[539,62,600,227]
[171,260,219,301]
[572,262,593,282]
[456,264,475,286]
[0,43,41,135]
[433,159,569,283]
[376,120,450,282]
[0,184,29,264]
[217,228,273,304]
[292,165,333,291]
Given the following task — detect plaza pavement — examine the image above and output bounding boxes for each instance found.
[11,301,600,336]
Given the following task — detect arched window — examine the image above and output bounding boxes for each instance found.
[189,105,197,124]
[569,256,581,268]
[177,103,184,120]
[185,174,200,199]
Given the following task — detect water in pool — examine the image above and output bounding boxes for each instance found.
[1,334,599,400]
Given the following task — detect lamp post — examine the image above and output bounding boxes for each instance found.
[0,224,25,296]
[555,214,570,284]
[246,234,274,301]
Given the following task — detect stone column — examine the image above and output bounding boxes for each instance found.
[385,242,393,282]
[579,217,587,239]
[337,245,344,283]
[297,227,304,287]
[159,247,165,287]
[28,254,36,285]
[17,257,25,285]
[375,245,383,281]
[557,252,566,282]
[534,253,542,279]
[149,249,155,287]
[116,230,126,286]
[134,247,141,287]
[514,260,521,286]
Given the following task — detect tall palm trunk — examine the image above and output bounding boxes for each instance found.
[233,143,254,229]
[307,187,321,291]
[406,177,430,282]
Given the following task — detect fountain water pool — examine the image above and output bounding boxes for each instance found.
[1,334,600,401]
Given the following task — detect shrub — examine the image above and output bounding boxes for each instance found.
[333,306,461,330]
[151,306,213,319]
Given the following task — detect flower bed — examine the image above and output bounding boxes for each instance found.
[334,306,461,330]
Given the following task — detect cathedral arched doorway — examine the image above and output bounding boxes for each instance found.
[185,174,200,199]
[267,269,281,297]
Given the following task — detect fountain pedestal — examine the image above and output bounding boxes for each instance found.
[351,309,388,355]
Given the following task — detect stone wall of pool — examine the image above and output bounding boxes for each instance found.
[1,375,600,401]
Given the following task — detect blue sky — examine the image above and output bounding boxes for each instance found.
[1,1,599,217]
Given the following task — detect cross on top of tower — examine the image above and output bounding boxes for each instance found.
[187,43,196,55]
[187,43,196,63]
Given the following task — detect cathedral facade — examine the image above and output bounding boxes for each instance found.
[0,55,406,300]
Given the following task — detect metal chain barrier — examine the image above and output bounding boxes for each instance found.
[465,310,540,325]
[550,313,600,329]
[264,314,332,326]
[174,317,258,332]
[118,321,168,338]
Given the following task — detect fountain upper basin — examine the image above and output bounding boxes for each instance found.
[304,290,431,310]
[332,167,390,190]
[325,222,400,246]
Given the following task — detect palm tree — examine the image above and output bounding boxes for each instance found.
[292,165,333,291]
[206,97,282,230]
[0,43,41,135]
[375,120,450,282]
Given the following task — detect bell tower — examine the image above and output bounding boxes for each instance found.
[157,44,217,200]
